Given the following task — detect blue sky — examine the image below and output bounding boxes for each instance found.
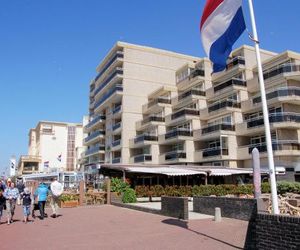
[0,0,300,174]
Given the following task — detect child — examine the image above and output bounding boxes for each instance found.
[0,190,6,224]
[22,188,31,223]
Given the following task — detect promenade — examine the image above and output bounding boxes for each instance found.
[0,205,249,250]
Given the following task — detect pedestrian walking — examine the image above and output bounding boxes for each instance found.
[0,179,6,192]
[4,179,19,225]
[50,178,63,218]
[16,180,25,205]
[21,187,32,223]
[34,182,49,220]
[0,190,6,224]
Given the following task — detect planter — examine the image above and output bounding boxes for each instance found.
[60,200,79,208]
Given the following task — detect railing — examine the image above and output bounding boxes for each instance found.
[226,56,245,70]
[94,51,124,82]
[165,129,193,140]
[202,123,235,134]
[165,151,186,160]
[252,87,300,104]
[202,147,229,157]
[147,97,171,108]
[263,63,300,80]
[112,105,122,114]
[214,78,246,92]
[94,68,123,96]
[178,89,205,101]
[248,140,300,154]
[112,122,121,131]
[134,154,152,163]
[134,134,158,144]
[208,100,241,113]
[85,145,105,156]
[112,139,121,147]
[112,157,121,164]
[94,84,123,110]
[84,130,105,143]
[141,115,165,125]
[189,69,205,79]
[84,115,106,130]
[171,108,200,120]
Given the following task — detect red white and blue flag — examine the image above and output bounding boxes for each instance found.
[200,0,246,73]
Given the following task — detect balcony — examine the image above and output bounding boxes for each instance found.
[84,115,106,131]
[94,84,123,111]
[226,56,245,70]
[85,145,105,156]
[247,112,300,128]
[147,97,171,108]
[208,100,241,113]
[165,129,193,140]
[84,130,105,144]
[94,51,124,82]
[112,105,122,115]
[134,134,158,144]
[214,78,246,93]
[94,67,123,97]
[189,69,205,79]
[202,147,229,158]
[112,157,121,164]
[171,108,200,120]
[112,122,121,131]
[253,87,300,104]
[141,115,165,126]
[134,154,152,163]
[263,63,300,80]
[202,123,235,135]
[112,139,121,148]
[248,141,300,154]
[165,151,186,161]
[178,89,206,101]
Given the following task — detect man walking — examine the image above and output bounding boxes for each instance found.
[50,178,63,218]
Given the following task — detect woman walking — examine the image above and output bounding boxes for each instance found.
[4,179,19,225]
[34,182,49,220]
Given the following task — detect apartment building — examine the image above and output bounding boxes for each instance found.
[83,42,201,170]
[18,121,83,175]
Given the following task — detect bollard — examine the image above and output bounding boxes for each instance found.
[214,207,222,222]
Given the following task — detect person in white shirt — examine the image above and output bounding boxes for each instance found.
[50,178,63,218]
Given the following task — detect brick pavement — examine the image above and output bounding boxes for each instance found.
[0,205,249,250]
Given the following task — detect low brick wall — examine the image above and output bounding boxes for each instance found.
[111,202,162,216]
[245,213,300,249]
[193,196,257,221]
[161,196,188,220]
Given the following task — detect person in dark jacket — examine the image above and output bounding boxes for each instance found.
[0,190,6,224]
[0,179,6,192]
[16,180,25,205]
[34,182,49,220]
[22,187,31,223]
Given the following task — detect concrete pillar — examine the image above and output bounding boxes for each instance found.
[106,177,111,205]
[252,147,261,198]
[214,207,222,222]
[79,180,84,206]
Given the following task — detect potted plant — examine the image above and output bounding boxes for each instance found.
[60,193,79,208]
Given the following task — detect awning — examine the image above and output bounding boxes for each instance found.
[209,168,253,176]
[126,167,206,176]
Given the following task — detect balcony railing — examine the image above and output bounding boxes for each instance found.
[113,105,122,114]
[202,147,229,157]
[141,115,165,125]
[208,100,241,113]
[214,78,246,93]
[252,87,300,104]
[263,63,300,80]
[178,89,205,101]
[134,134,158,144]
[84,130,105,143]
[94,67,123,97]
[189,69,205,79]
[248,140,300,154]
[202,123,235,135]
[112,122,121,131]
[112,157,121,164]
[85,145,105,156]
[165,151,186,160]
[112,139,121,147]
[165,129,193,140]
[84,115,106,130]
[226,56,245,70]
[94,84,123,110]
[147,97,171,108]
[247,112,300,128]
[94,51,124,82]
[134,154,152,163]
[171,108,200,120]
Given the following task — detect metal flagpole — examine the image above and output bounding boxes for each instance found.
[247,0,279,214]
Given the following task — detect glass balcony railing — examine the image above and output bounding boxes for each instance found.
[171,108,200,120]
[178,89,205,101]
[112,157,121,164]
[263,63,300,80]
[85,145,105,156]
[84,130,105,143]
[84,115,106,130]
[252,87,300,104]
[113,105,122,114]
[189,69,205,79]
[202,147,229,157]
[165,129,193,140]
[202,123,235,135]
[94,84,123,110]
[94,68,123,97]
[112,122,121,131]
[247,112,300,128]
[112,139,121,147]
[134,154,152,163]
[165,151,186,160]
[248,140,300,154]
[208,100,241,113]
[141,115,165,125]
[147,97,171,108]
[134,134,158,144]
[214,78,246,93]
[94,51,124,82]
[226,56,245,70]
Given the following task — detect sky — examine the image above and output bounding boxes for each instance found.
[1,0,300,175]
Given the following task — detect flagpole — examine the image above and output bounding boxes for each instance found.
[247,0,279,214]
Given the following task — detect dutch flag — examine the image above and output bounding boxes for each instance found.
[200,0,246,73]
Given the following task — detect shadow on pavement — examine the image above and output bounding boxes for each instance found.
[162,218,243,250]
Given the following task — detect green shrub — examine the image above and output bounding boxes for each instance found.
[111,177,129,194]
[60,193,79,202]
[135,186,149,197]
[277,181,300,194]
[261,182,270,193]
[150,185,165,197]
[122,188,137,203]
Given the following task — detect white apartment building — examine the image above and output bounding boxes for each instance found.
[18,121,83,175]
